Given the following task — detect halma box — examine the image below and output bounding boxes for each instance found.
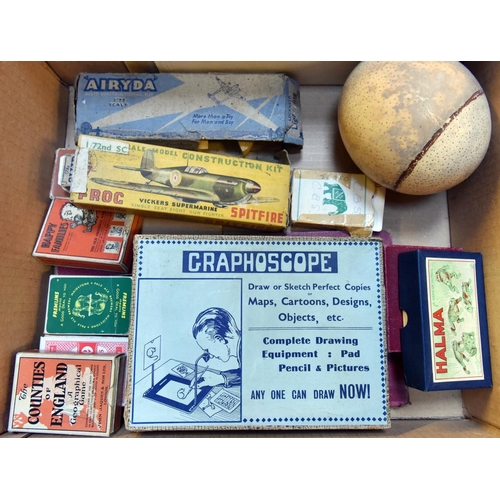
[74,72,303,150]
[70,135,291,231]
[399,249,492,391]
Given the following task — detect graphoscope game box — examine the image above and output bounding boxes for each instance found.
[125,235,390,431]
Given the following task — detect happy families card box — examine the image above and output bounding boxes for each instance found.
[124,235,390,431]
[32,197,142,272]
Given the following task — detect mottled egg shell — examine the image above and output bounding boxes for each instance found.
[338,61,492,195]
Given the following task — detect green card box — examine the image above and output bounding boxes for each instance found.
[44,276,132,335]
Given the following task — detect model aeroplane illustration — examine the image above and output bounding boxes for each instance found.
[208,76,243,105]
[90,149,279,208]
[87,75,279,133]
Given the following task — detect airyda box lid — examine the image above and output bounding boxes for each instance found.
[74,73,303,147]
[399,249,492,391]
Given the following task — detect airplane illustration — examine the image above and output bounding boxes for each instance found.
[207,76,244,105]
[90,149,278,208]
[86,75,279,133]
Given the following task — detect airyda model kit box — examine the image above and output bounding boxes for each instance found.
[125,235,389,432]
[74,73,303,149]
[69,135,291,231]
[399,249,493,391]
[8,351,126,436]
[44,275,132,335]
[32,197,142,272]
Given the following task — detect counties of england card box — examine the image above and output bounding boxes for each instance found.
[125,235,390,431]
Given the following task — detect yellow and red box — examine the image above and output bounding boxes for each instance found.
[70,135,291,232]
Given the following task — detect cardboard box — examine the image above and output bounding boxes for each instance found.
[399,249,492,391]
[39,335,128,355]
[44,275,132,335]
[291,169,386,236]
[32,197,142,272]
[8,351,126,436]
[125,235,389,431]
[74,73,303,149]
[69,136,291,231]
[2,61,500,438]
[50,148,75,200]
[39,335,129,406]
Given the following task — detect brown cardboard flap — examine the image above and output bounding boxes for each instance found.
[448,61,500,427]
[0,62,68,432]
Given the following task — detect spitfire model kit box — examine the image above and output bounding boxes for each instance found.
[74,73,303,149]
[125,235,389,432]
[8,351,126,436]
[32,197,142,272]
[44,275,132,335]
[69,135,291,231]
[399,249,492,391]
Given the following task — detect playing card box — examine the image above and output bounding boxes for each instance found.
[50,148,76,200]
[44,275,132,335]
[291,170,386,236]
[39,335,129,405]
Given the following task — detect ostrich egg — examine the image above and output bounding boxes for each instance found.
[338,61,492,195]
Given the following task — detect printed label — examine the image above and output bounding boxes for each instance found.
[79,137,130,155]
[58,153,75,189]
[127,236,389,430]
[426,257,484,382]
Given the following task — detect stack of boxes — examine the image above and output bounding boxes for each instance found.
[7,69,492,436]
